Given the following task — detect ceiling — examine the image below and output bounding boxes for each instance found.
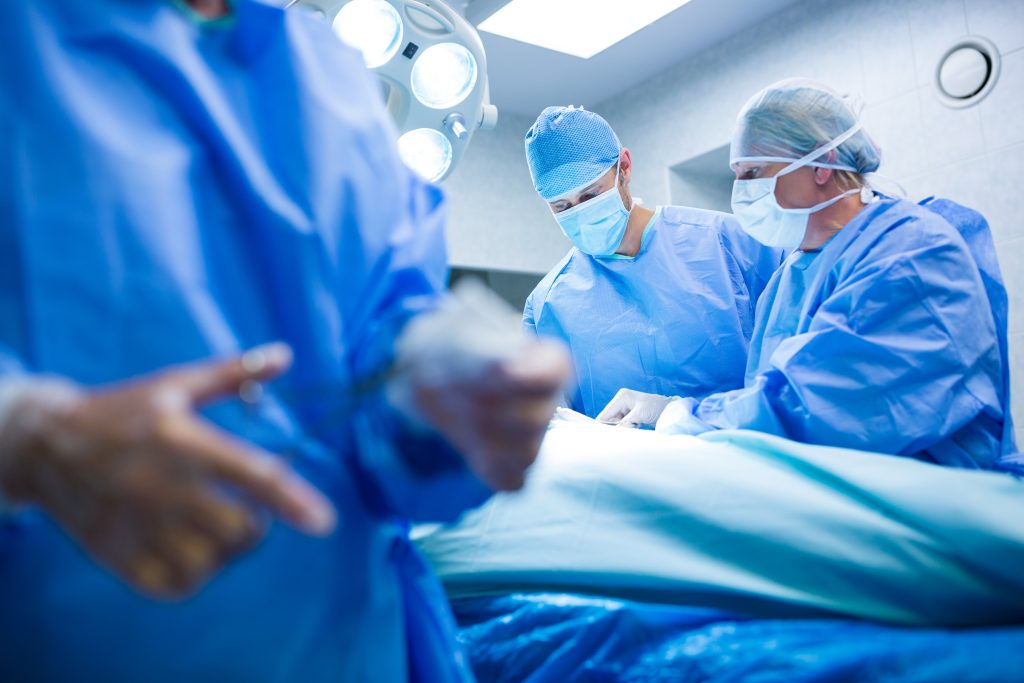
[459,0,802,117]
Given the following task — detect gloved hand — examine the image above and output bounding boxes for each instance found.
[389,280,571,491]
[0,344,336,599]
[596,388,678,428]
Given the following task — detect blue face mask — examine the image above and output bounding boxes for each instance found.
[554,164,632,257]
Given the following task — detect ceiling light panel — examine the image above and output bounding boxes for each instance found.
[478,0,694,59]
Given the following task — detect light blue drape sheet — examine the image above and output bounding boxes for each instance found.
[418,421,1024,628]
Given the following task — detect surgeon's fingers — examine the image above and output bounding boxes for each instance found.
[124,553,177,598]
[478,457,530,491]
[496,341,572,397]
[460,387,554,442]
[106,490,261,599]
[595,388,635,423]
[137,534,211,599]
[124,490,256,599]
[58,506,145,593]
[167,343,294,407]
[72,506,180,598]
[129,531,218,600]
[616,405,650,429]
[184,491,263,551]
[475,411,548,451]
[472,384,561,430]
[469,443,537,491]
[466,413,547,491]
[151,517,257,599]
[155,414,336,537]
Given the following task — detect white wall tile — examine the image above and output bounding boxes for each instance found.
[855,2,918,105]
[902,153,991,220]
[965,0,1024,55]
[907,0,970,87]
[963,141,1024,246]
[862,90,924,184]
[444,112,570,274]
[918,83,987,169]
[797,3,867,97]
[979,47,1024,152]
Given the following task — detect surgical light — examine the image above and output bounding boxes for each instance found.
[293,0,498,183]
[476,0,694,59]
[332,0,403,69]
[398,128,453,182]
[411,43,478,109]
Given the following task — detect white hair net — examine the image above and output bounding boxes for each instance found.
[730,78,882,174]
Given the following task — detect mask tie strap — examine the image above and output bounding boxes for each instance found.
[777,121,865,177]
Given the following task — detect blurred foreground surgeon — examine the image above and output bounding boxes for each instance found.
[523,106,783,418]
[599,79,1013,469]
[0,0,569,681]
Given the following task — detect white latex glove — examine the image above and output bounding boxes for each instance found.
[595,388,678,428]
[389,279,571,491]
[552,406,600,424]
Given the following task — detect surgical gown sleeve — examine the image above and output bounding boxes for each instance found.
[658,222,1003,464]
[348,173,492,522]
[523,272,573,410]
[0,109,24,381]
[0,349,23,378]
[324,55,490,522]
[716,214,785,306]
[523,291,538,337]
[0,345,30,428]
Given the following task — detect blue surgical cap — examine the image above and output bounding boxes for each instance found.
[730,78,882,174]
[525,106,622,201]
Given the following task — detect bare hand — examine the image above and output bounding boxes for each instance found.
[0,344,336,598]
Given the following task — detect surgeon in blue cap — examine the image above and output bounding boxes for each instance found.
[598,79,1014,470]
[0,0,570,681]
[524,106,784,418]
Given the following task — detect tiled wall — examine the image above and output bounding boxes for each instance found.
[445,0,1024,444]
[444,111,570,275]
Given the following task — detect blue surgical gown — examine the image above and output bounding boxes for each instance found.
[524,206,783,417]
[0,1,487,681]
[658,197,1011,469]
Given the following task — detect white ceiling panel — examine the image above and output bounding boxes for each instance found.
[461,0,803,116]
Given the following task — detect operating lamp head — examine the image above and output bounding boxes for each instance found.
[294,0,497,183]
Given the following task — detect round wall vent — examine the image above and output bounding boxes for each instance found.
[935,36,1000,108]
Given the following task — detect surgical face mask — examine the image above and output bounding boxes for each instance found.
[554,164,632,257]
[731,123,865,248]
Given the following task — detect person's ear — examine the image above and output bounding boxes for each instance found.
[813,166,833,187]
[619,148,633,186]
